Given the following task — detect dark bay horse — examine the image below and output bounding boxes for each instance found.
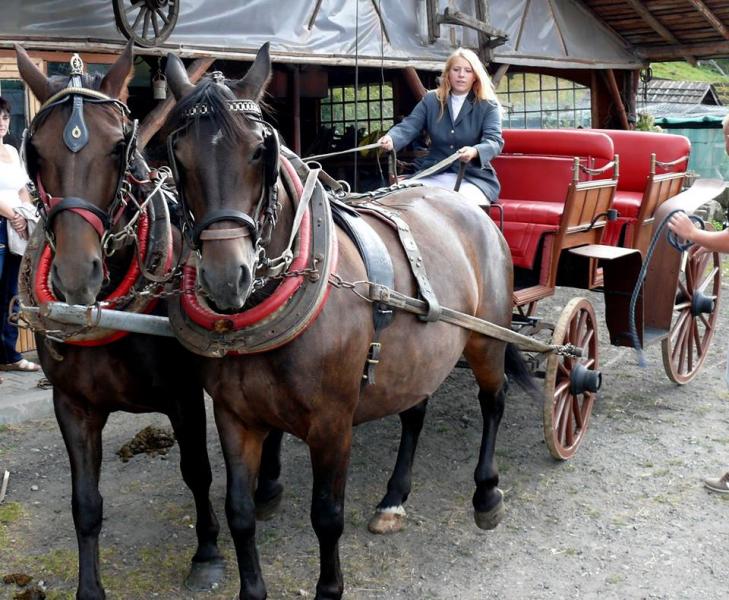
[15,44,225,598]
[165,44,531,599]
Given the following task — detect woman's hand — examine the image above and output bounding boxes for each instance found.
[378,134,394,152]
[457,146,478,163]
[9,212,28,239]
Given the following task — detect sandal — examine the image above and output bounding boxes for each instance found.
[0,358,41,372]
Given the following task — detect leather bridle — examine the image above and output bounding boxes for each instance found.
[22,54,140,252]
[165,85,280,254]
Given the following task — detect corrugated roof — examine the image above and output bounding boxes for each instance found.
[637,80,721,105]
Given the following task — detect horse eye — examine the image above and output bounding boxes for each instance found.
[251,145,264,162]
[110,141,126,157]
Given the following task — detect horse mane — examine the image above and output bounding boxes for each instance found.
[167,78,253,143]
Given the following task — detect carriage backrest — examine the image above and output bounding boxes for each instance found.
[594,129,690,192]
[493,129,615,203]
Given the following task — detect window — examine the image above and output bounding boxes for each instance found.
[496,73,591,129]
[320,83,394,137]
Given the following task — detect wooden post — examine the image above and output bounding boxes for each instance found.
[402,67,427,101]
[603,69,630,131]
[137,57,215,151]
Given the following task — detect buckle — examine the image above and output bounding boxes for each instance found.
[366,342,381,365]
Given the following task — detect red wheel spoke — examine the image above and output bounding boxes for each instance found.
[697,267,718,294]
[572,395,584,429]
[579,327,594,351]
[558,361,570,378]
[693,319,704,356]
[670,311,690,351]
[564,402,575,446]
[583,357,595,369]
[677,278,690,300]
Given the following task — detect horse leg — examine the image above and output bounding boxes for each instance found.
[309,425,352,600]
[53,390,109,600]
[255,428,284,521]
[465,340,507,530]
[213,404,267,600]
[368,398,428,535]
[166,395,225,591]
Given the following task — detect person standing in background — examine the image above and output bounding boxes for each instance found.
[668,112,729,493]
[0,96,40,382]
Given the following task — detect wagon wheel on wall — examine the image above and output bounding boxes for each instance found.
[543,297,601,461]
[661,242,721,384]
[113,0,180,47]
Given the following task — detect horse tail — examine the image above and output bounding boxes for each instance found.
[504,343,540,400]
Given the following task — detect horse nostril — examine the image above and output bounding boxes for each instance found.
[91,257,103,283]
[239,265,251,293]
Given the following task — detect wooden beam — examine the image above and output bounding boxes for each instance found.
[474,0,492,62]
[687,0,729,41]
[438,8,507,46]
[491,63,510,88]
[402,67,427,101]
[369,0,391,44]
[137,57,214,151]
[638,39,729,61]
[307,0,324,30]
[624,0,697,65]
[602,69,630,131]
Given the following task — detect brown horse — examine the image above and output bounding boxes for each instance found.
[15,45,225,599]
[165,44,531,600]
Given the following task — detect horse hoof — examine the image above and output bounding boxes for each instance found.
[367,507,407,534]
[255,488,283,521]
[474,489,505,531]
[184,557,225,591]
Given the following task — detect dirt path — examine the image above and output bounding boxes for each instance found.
[2,286,729,599]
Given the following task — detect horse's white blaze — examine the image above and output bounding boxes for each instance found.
[211,129,223,146]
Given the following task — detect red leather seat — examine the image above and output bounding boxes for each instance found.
[491,130,616,269]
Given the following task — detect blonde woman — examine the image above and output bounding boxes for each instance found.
[378,47,503,206]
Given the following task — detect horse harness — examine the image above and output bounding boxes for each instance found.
[23,54,143,254]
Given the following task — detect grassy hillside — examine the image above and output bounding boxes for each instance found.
[651,61,729,83]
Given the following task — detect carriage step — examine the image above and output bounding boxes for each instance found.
[513,285,554,306]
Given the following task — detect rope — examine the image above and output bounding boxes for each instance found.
[628,209,704,366]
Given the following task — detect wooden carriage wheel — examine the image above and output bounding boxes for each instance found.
[543,297,600,460]
[113,0,180,47]
[661,245,721,384]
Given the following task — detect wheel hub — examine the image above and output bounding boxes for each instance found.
[691,291,715,316]
[570,363,601,395]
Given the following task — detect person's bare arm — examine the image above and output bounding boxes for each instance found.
[668,212,729,253]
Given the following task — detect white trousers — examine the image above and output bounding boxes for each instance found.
[415,172,490,206]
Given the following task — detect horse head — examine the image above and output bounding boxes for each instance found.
[165,43,276,312]
[16,43,136,305]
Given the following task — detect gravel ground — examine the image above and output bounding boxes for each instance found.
[2,284,729,600]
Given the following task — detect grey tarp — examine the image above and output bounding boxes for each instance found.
[0,0,643,70]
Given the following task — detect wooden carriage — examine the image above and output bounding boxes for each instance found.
[487,128,722,459]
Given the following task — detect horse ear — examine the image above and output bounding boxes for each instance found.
[233,42,271,101]
[15,44,51,103]
[100,41,134,101]
[165,53,194,100]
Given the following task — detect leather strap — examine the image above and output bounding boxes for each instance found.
[355,205,441,322]
[331,199,395,385]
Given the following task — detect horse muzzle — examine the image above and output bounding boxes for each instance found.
[197,243,256,311]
